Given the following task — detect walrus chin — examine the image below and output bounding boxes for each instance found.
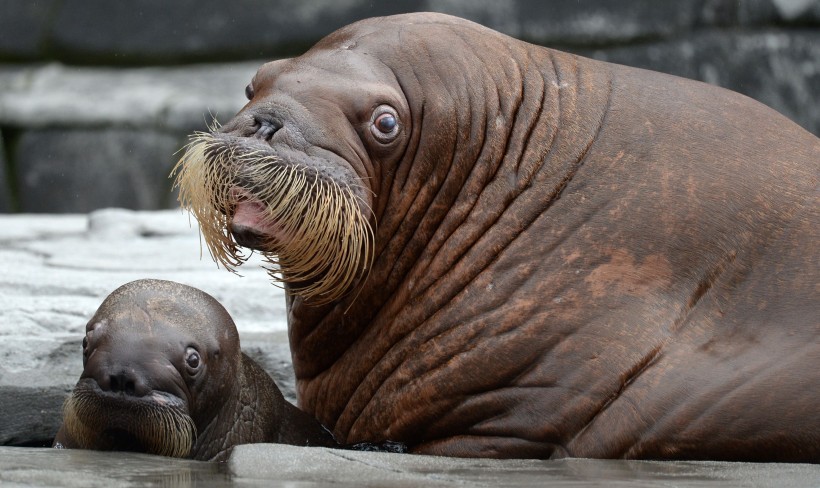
[172,131,374,304]
[60,379,196,458]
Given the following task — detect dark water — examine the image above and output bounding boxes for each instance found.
[0,447,230,488]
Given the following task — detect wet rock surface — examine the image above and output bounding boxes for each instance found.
[229,444,820,487]
[0,209,290,447]
[0,445,818,487]
[0,447,227,487]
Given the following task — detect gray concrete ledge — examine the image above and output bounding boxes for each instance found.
[0,62,257,212]
[0,62,256,132]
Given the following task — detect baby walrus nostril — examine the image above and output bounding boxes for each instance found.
[105,370,148,396]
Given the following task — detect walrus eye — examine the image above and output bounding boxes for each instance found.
[376,113,396,132]
[185,347,201,371]
[245,84,254,101]
[370,105,400,143]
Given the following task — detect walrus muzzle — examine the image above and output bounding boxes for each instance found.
[60,379,197,458]
[173,131,373,304]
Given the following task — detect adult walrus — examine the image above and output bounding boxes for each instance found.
[173,12,820,462]
[54,279,337,461]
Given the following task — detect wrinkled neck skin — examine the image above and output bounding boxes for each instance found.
[189,355,280,461]
[289,38,611,447]
[191,353,335,461]
[189,359,247,461]
[287,21,818,460]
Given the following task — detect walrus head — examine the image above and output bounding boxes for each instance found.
[172,34,418,303]
[56,279,241,458]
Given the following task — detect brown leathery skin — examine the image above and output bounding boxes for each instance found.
[186,13,819,461]
[54,279,337,461]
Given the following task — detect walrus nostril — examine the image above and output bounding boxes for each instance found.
[107,371,142,396]
[252,117,281,141]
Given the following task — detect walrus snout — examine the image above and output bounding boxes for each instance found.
[230,222,268,250]
[174,129,376,303]
[93,368,150,397]
[71,377,186,410]
[212,109,282,141]
[251,115,283,142]
[81,331,181,399]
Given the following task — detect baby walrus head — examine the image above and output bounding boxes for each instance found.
[53,279,337,461]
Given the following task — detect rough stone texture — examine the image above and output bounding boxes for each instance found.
[0,209,290,446]
[49,0,426,64]
[0,132,11,212]
[0,61,256,212]
[699,0,820,24]
[581,29,820,135]
[442,0,704,46]
[0,0,56,60]
[772,0,820,19]
[1,445,818,487]
[13,129,181,213]
[1,0,818,63]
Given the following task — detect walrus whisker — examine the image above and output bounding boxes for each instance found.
[203,111,222,133]
[172,136,246,272]
[172,132,374,304]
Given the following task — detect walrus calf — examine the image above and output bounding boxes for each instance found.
[173,13,819,462]
[54,279,337,461]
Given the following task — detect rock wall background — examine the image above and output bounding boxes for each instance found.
[0,0,818,213]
